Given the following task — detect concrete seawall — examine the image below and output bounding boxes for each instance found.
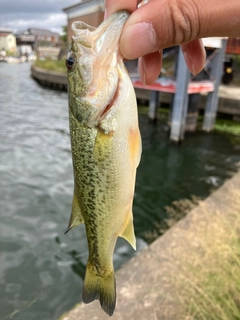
[31,65,240,116]
[31,65,67,91]
[60,170,240,320]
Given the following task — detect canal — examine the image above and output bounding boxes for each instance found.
[0,62,240,320]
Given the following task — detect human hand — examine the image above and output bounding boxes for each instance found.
[105,0,240,84]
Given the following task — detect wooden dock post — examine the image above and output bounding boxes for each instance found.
[203,39,227,132]
[170,49,190,142]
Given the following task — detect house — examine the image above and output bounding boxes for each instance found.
[0,28,17,53]
[63,0,104,44]
[15,28,61,52]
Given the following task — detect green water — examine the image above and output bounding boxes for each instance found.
[0,63,240,320]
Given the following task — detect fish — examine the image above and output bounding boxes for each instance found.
[65,10,141,316]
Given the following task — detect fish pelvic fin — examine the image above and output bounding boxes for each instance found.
[82,262,116,316]
[119,216,136,250]
[65,189,84,234]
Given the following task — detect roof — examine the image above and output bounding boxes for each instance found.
[63,0,104,19]
[0,33,12,37]
[28,28,60,37]
[0,28,12,34]
[63,0,92,12]
[15,28,59,38]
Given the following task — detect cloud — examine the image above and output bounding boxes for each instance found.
[0,0,76,33]
[0,13,68,33]
[0,0,72,14]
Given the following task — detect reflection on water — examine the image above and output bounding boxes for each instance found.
[0,63,239,319]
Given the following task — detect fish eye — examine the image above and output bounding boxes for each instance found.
[66,53,76,71]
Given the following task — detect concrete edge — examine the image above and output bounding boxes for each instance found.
[60,170,240,320]
[31,65,68,90]
[30,66,240,115]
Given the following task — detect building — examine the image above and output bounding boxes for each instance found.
[226,37,240,55]
[15,28,61,52]
[0,28,17,53]
[63,0,104,44]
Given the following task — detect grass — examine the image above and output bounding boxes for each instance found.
[214,119,240,145]
[181,223,240,319]
[142,182,240,320]
[214,119,240,135]
[141,105,240,139]
[175,189,240,320]
[34,58,67,74]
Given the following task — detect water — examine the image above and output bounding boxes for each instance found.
[0,62,240,320]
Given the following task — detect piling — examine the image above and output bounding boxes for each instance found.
[202,39,228,131]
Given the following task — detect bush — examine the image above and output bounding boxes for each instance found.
[34,58,67,74]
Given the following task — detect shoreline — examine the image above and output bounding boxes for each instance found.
[31,65,67,91]
[31,65,240,117]
[60,169,240,320]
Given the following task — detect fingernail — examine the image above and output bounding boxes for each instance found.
[104,8,108,19]
[183,51,196,75]
[138,57,146,86]
[121,22,157,59]
[104,0,108,19]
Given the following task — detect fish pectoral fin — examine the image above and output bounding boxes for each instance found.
[65,189,84,234]
[129,128,142,168]
[119,216,136,250]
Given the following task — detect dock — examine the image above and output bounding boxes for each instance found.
[31,37,240,142]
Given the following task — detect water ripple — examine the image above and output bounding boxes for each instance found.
[1,63,240,320]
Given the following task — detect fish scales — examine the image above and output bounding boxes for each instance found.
[65,11,141,316]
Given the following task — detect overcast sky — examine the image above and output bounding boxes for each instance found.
[0,0,79,34]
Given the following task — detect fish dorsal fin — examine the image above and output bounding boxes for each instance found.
[65,189,84,234]
[119,216,136,250]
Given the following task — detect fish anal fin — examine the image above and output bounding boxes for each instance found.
[82,262,116,316]
[65,189,84,234]
[119,216,136,250]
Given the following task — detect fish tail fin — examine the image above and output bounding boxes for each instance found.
[82,262,116,316]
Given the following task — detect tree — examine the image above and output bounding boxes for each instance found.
[61,26,67,45]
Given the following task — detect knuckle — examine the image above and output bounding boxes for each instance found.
[169,0,200,44]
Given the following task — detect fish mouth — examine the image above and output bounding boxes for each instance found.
[72,10,129,49]
[71,11,130,128]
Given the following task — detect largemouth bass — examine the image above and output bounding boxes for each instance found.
[65,11,141,316]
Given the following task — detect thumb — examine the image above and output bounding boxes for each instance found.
[120,0,240,60]
[120,0,201,59]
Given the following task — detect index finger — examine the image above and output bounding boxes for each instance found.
[105,0,140,18]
